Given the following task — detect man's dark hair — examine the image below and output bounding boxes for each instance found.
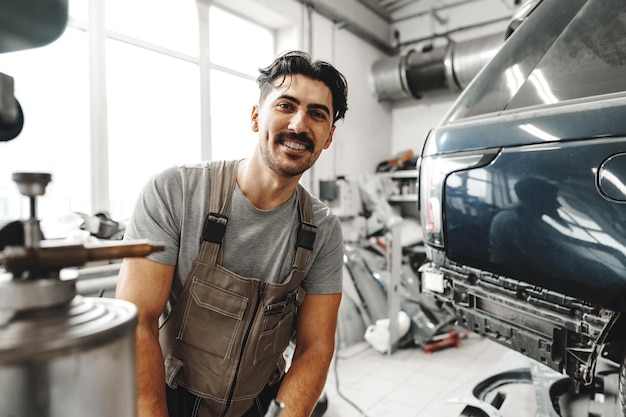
[257,50,348,124]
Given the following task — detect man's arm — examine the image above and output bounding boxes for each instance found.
[116,257,175,417]
[276,292,342,417]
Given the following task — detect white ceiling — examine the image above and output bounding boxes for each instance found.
[361,0,519,22]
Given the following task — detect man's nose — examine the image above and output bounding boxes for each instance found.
[288,110,308,133]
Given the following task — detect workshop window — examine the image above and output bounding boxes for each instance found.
[104,0,201,219]
[0,1,276,229]
[106,3,275,219]
[105,0,199,57]
[208,6,274,161]
[0,27,90,226]
[105,38,201,218]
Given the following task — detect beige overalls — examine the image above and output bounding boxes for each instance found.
[159,160,317,417]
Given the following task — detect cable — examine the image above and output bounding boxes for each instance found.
[332,323,371,417]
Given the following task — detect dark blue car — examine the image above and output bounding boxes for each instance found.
[418,0,626,412]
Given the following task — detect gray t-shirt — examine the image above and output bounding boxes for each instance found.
[124,161,344,299]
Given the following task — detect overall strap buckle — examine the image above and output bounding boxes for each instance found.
[202,212,228,244]
[297,221,317,251]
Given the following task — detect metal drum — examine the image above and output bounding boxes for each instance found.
[0,276,138,417]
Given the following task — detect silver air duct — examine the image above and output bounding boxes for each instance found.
[371,32,504,101]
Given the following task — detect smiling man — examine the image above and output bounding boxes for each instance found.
[116,51,349,417]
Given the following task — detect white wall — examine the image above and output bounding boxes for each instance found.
[307,16,393,194]
[309,15,392,184]
[390,89,458,156]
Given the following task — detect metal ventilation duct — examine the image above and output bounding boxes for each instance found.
[371,32,504,101]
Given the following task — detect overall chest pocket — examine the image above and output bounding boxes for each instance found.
[179,277,249,359]
[253,288,302,364]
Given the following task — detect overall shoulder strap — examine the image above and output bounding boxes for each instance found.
[197,160,239,264]
[292,184,317,284]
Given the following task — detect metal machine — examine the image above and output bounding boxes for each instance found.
[0,172,163,416]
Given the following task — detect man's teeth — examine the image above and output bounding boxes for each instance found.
[283,140,307,150]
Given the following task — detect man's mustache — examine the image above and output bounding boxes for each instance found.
[277,132,314,150]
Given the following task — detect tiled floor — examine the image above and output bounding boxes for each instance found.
[322,333,512,417]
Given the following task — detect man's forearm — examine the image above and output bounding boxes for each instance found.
[276,343,334,417]
[136,322,169,417]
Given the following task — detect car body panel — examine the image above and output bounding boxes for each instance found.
[418,0,626,383]
[423,96,626,157]
[444,137,626,310]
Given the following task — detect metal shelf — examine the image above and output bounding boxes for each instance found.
[388,194,417,202]
[379,169,419,179]
[380,170,418,207]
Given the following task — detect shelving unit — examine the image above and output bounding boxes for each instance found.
[379,169,418,201]
[378,169,419,217]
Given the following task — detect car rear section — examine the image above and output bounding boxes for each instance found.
[418,0,626,389]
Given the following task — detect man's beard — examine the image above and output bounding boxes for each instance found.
[260,132,318,177]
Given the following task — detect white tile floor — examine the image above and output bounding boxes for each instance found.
[322,333,511,417]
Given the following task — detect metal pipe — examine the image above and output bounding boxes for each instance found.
[0,240,165,277]
[396,15,511,48]
[371,31,504,101]
[293,0,395,54]
[354,0,393,22]
[392,0,484,23]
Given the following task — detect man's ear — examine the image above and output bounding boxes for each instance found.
[250,105,259,132]
[323,125,336,149]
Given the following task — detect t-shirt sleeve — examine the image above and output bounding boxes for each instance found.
[123,166,182,266]
[302,211,344,295]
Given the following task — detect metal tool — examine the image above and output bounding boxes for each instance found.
[0,172,164,278]
[264,399,285,417]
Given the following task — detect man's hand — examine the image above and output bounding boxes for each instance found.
[276,293,341,417]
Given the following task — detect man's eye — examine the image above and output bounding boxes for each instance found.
[278,102,293,110]
[311,111,327,120]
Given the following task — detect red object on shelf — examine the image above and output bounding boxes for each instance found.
[424,331,467,354]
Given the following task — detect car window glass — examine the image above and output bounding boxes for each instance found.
[507,0,626,109]
[443,0,584,122]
